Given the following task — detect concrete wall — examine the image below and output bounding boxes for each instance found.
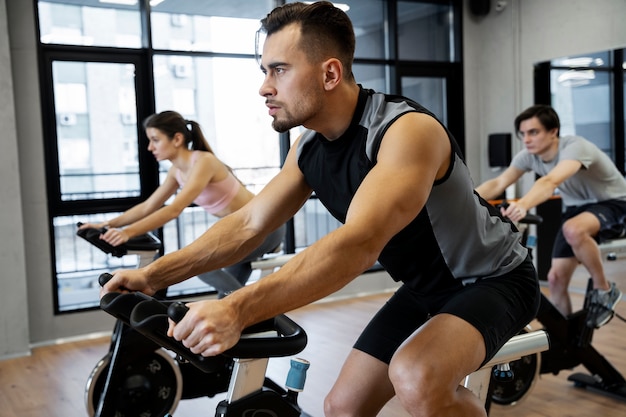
[1,0,626,358]
[0,0,30,359]
[3,0,115,359]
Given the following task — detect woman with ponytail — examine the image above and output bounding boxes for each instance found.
[79,110,284,295]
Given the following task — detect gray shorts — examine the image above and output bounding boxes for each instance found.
[353,255,540,367]
[553,199,626,258]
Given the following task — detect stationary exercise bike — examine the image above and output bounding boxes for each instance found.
[78,224,232,416]
[103,269,550,417]
[487,211,626,408]
[80,223,557,416]
[98,272,311,417]
[77,224,311,417]
[111,277,549,417]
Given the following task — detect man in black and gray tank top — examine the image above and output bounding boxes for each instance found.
[102,3,540,416]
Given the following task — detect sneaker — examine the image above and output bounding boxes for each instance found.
[586,282,623,328]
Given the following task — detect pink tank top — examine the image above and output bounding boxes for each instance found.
[176,151,241,215]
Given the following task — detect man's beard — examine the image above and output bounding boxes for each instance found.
[272,118,297,133]
[271,93,321,133]
[272,86,323,133]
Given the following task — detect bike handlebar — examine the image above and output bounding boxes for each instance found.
[98,273,307,372]
[519,213,543,225]
[76,222,162,257]
[496,203,543,225]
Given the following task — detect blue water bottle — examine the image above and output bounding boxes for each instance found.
[286,357,310,392]
[284,357,310,409]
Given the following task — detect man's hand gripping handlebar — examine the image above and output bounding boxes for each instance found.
[98,273,308,373]
[498,202,543,225]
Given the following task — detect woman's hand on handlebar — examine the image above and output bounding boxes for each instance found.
[500,201,529,223]
[99,228,131,247]
[167,299,244,357]
[77,221,130,247]
[77,221,107,230]
[100,268,157,297]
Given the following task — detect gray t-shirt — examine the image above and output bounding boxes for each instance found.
[511,135,626,207]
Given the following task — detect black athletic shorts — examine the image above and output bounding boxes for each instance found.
[353,255,540,368]
[552,199,626,258]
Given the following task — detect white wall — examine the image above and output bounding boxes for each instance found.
[1,0,626,358]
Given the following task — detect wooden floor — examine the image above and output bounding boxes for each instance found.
[2,262,626,416]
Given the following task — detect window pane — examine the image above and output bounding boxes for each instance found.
[347,0,386,59]
[354,63,388,92]
[38,1,141,48]
[153,55,280,193]
[294,199,342,249]
[397,2,459,62]
[55,213,138,312]
[150,1,272,53]
[53,61,140,200]
[284,0,386,59]
[551,69,613,157]
[401,76,447,124]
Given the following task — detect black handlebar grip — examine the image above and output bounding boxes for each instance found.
[76,224,128,257]
[497,202,544,224]
[99,272,113,287]
[168,301,189,323]
[98,272,132,293]
[520,213,543,225]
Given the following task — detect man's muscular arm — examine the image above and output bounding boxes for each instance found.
[170,112,453,357]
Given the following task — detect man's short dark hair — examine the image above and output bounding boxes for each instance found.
[257,1,355,80]
[514,104,561,137]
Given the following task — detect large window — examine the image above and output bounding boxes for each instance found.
[38,0,464,313]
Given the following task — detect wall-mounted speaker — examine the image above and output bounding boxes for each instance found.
[469,0,491,17]
[488,133,512,167]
